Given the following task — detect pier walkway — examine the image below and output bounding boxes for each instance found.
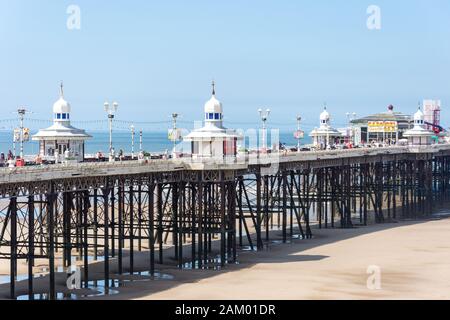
[1,144,450,300]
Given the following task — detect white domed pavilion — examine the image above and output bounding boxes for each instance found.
[403,107,435,146]
[184,82,242,159]
[33,83,92,162]
[309,106,342,149]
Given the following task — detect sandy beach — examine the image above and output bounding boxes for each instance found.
[1,216,450,300]
[120,217,450,300]
[112,217,450,300]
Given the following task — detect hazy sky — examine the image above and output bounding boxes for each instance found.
[0,0,449,131]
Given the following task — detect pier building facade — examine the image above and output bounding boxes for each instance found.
[350,105,412,145]
[403,108,435,146]
[32,84,91,162]
[309,107,342,149]
[184,83,242,159]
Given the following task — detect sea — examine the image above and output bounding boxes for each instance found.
[0,130,310,157]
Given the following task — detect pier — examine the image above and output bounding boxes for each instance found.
[1,145,450,300]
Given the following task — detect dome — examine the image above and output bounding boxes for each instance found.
[414,107,424,121]
[204,95,222,113]
[53,97,71,114]
[320,108,330,121]
[53,83,71,114]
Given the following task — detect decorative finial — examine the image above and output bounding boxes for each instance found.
[60,81,64,97]
[323,102,327,110]
[212,80,216,96]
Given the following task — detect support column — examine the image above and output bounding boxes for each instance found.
[148,183,155,276]
[47,184,56,300]
[102,186,110,288]
[10,197,17,300]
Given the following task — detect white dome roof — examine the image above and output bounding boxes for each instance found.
[53,97,71,114]
[53,83,71,114]
[204,81,223,114]
[204,95,222,113]
[414,108,424,121]
[320,108,330,121]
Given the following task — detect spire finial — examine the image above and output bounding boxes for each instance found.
[60,81,64,97]
[212,80,216,96]
[323,102,327,110]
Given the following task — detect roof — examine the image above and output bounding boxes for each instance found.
[309,127,342,137]
[32,122,92,141]
[351,111,412,125]
[403,127,434,138]
[184,123,243,141]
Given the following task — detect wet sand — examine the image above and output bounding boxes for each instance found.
[1,217,450,300]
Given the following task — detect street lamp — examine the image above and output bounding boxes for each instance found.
[17,108,28,160]
[171,113,179,157]
[139,130,143,154]
[130,124,135,159]
[104,101,118,162]
[296,115,302,153]
[258,108,271,151]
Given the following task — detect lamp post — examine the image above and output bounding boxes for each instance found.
[296,115,302,153]
[139,130,143,154]
[171,113,179,157]
[258,108,271,151]
[17,108,27,160]
[104,101,118,162]
[130,124,135,159]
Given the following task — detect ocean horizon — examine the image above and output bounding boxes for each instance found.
[0,130,310,156]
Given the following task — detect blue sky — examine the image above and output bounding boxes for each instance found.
[0,0,449,130]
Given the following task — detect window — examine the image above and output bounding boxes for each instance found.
[67,113,70,119]
[209,113,214,120]
[215,113,221,120]
[62,113,67,119]
[57,113,61,119]
[192,141,199,154]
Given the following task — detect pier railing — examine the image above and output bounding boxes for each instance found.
[2,144,450,185]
